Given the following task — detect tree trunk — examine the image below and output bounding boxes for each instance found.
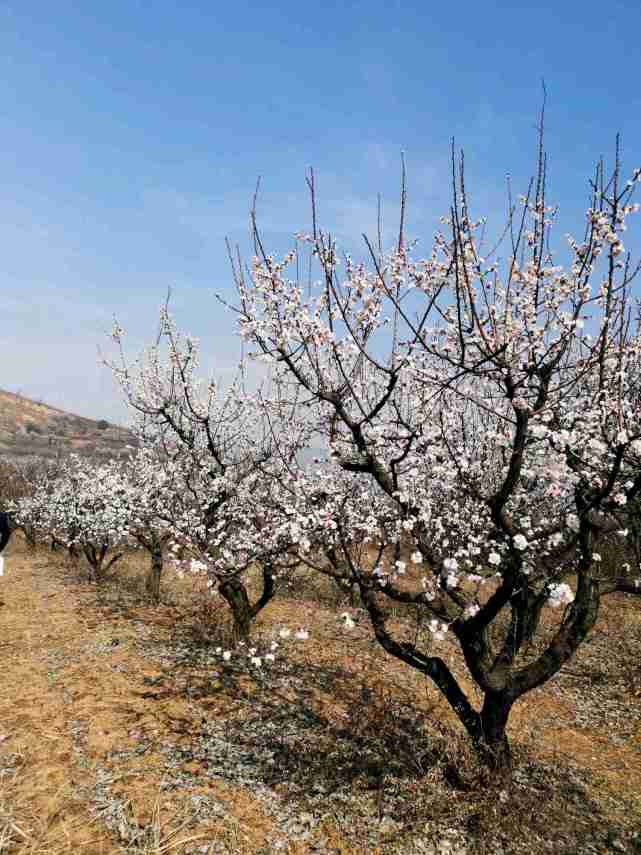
[357,573,516,780]
[83,544,100,581]
[21,526,37,549]
[145,541,163,604]
[219,576,253,640]
[250,563,276,619]
[348,580,359,608]
[473,691,513,777]
[82,543,113,582]
[219,564,276,641]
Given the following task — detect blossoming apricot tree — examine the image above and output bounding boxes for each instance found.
[6,457,64,549]
[13,455,133,579]
[108,308,308,637]
[232,130,641,775]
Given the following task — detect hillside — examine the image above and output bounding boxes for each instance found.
[0,389,136,461]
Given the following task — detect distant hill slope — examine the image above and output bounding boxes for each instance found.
[0,389,136,461]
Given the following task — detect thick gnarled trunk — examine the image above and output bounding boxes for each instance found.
[357,573,519,779]
[219,563,275,640]
[473,692,513,775]
[219,576,254,640]
[83,543,123,582]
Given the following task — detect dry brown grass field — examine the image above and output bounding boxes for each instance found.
[0,536,640,854]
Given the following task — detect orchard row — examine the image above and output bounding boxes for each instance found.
[10,135,641,777]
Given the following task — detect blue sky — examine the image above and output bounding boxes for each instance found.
[1,0,640,423]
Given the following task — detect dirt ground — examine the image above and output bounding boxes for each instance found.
[1,537,640,854]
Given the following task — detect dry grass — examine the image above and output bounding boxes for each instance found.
[0,537,640,853]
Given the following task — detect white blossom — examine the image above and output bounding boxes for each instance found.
[513,534,528,551]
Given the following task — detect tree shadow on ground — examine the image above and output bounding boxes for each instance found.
[56,565,641,853]
[124,627,639,854]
